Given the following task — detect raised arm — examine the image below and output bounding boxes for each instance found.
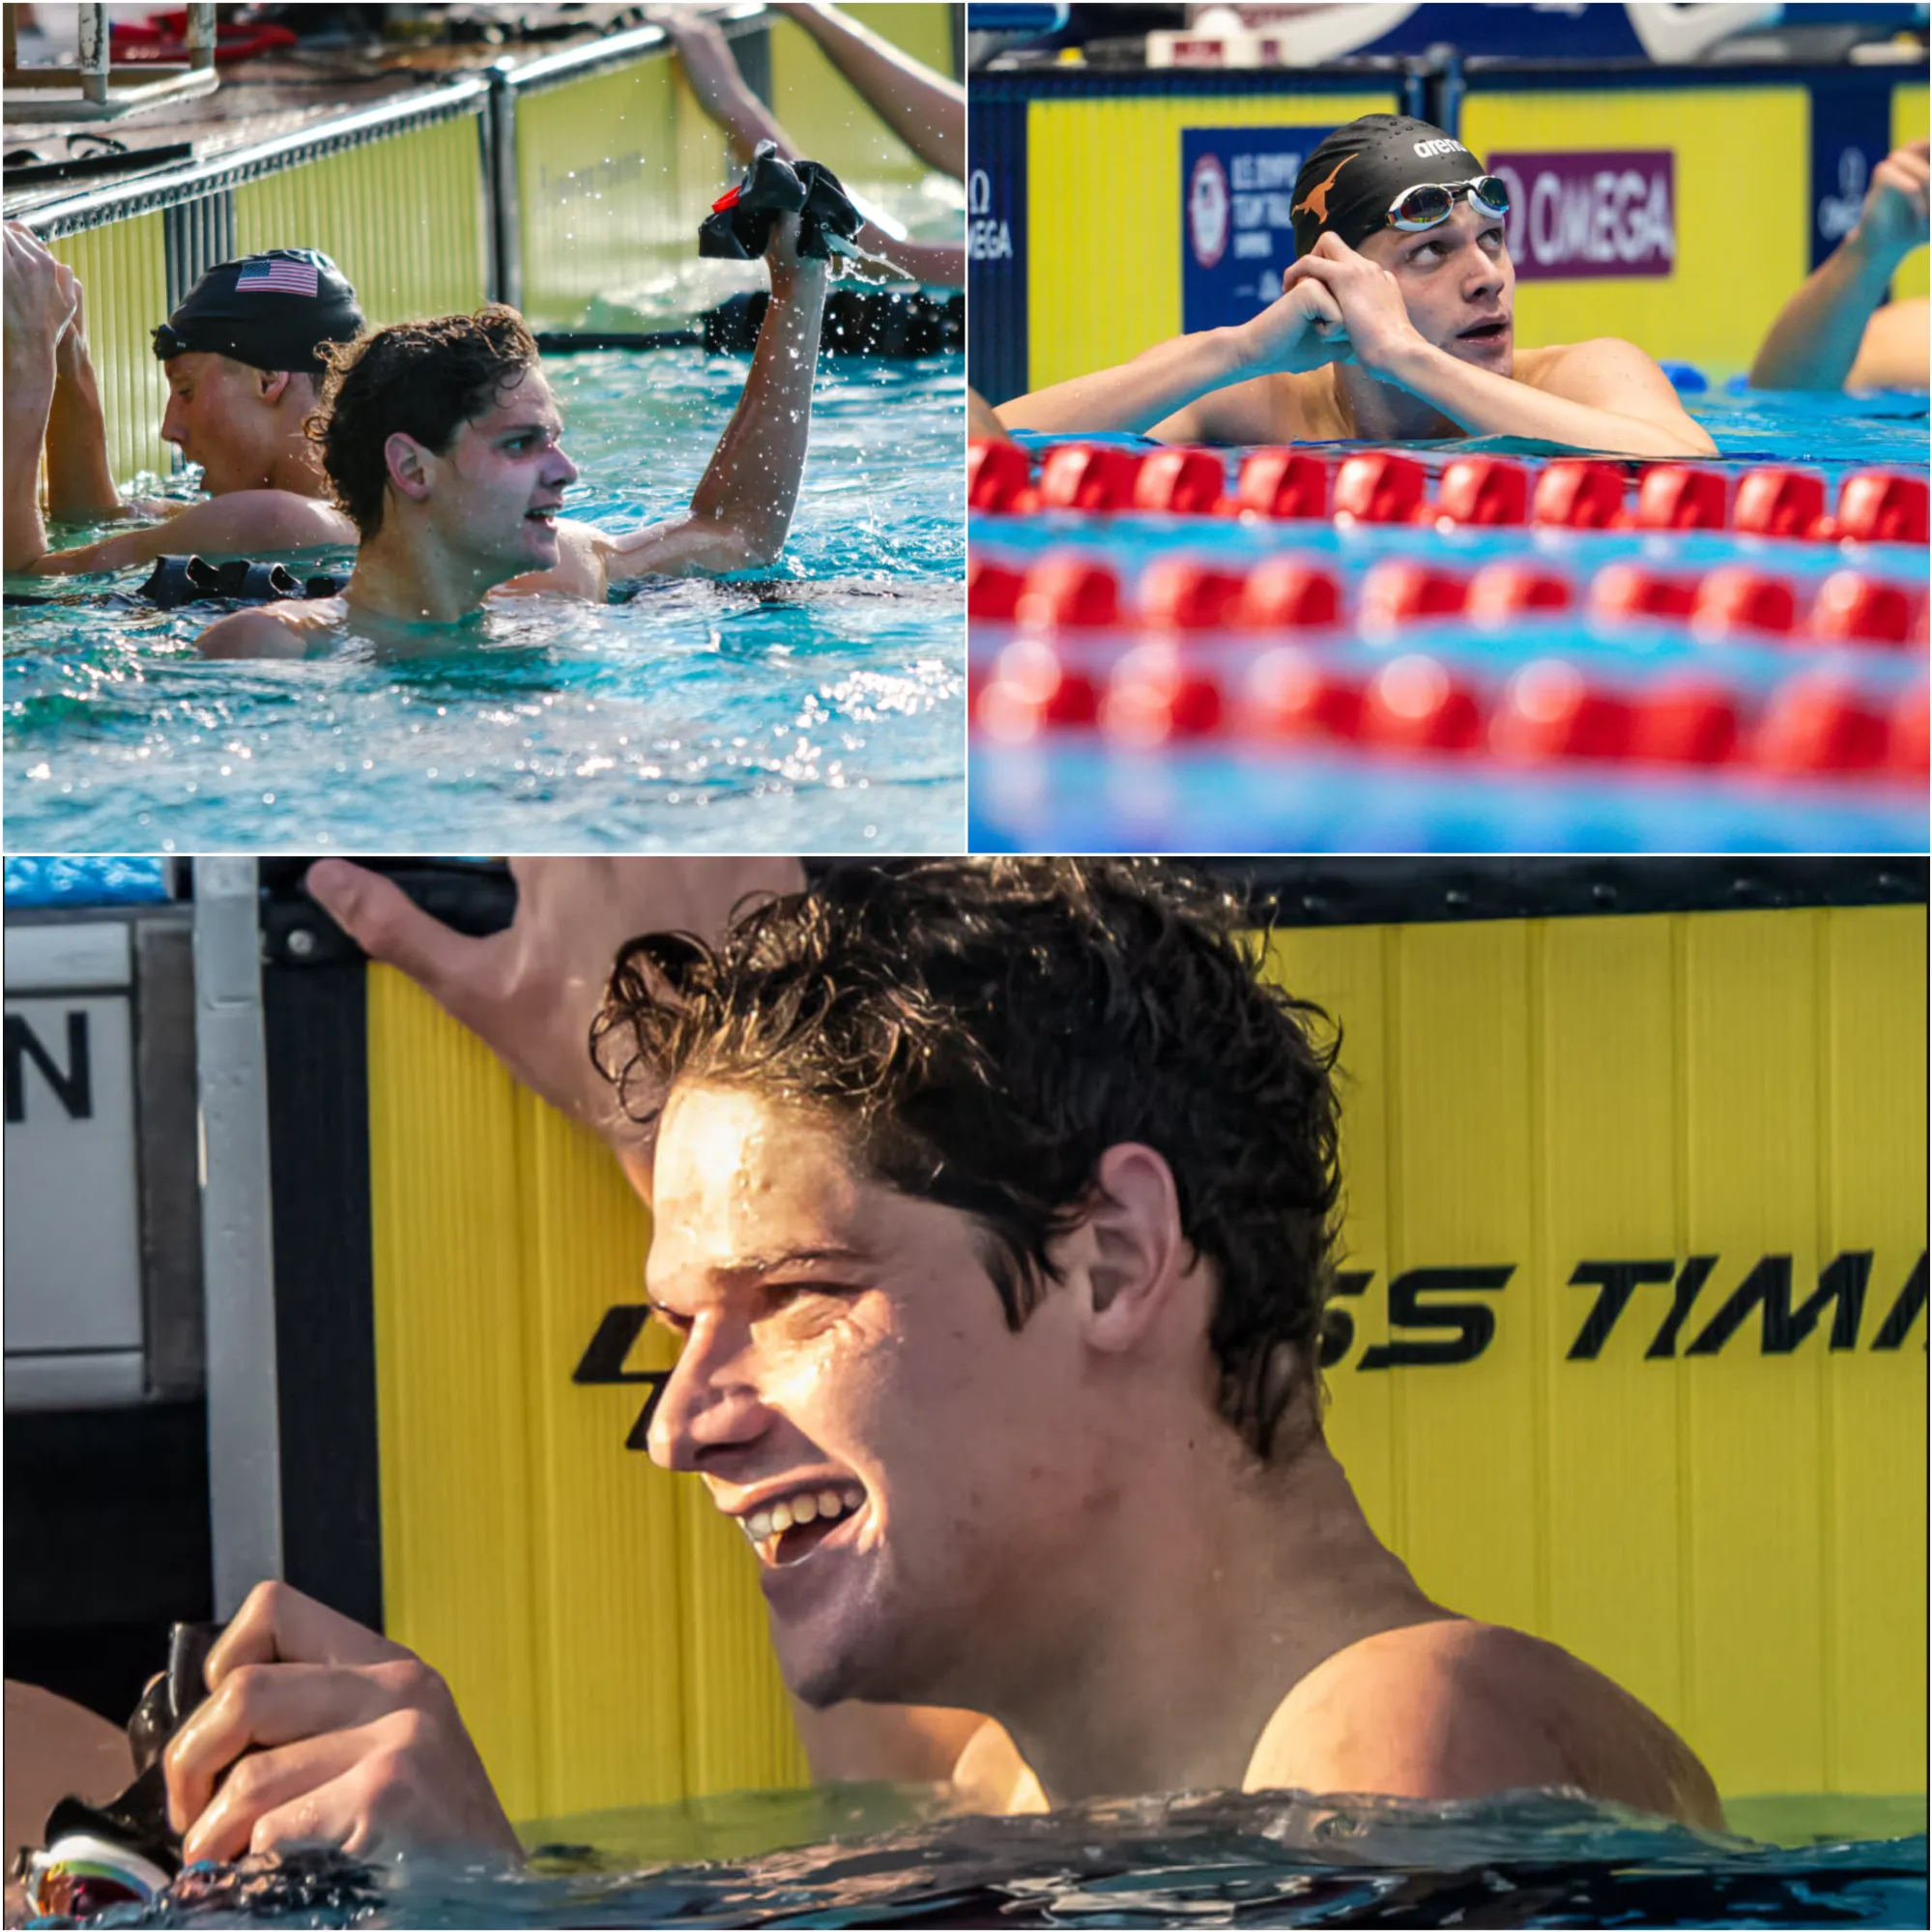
[45,264,127,524]
[996,276,1348,439]
[1750,140,1929,390]
[775,2,965,180]
[3,225,76,573]
[590,214,827,585]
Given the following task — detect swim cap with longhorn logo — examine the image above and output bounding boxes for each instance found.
[1289,114,1487,257]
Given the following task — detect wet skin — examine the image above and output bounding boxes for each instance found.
[160,351,323,497]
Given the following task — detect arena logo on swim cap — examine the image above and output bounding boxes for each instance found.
[1485,149,1675,280]
[1412,138,1464,159]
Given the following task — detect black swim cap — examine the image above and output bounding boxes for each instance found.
[152,249,363,377]
[1289,115,1485,257]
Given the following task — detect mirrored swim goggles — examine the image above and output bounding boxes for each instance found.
[1386,175,1512,232]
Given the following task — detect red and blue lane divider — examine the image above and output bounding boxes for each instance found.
[968,439,1932,547]
[968,548,1927,790]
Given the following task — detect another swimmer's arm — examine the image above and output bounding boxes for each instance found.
[1751,140,1928,390]
[25,489,354,577]
[774,3,965,179]
[3,354,55,574]
[45,280,127,524]
[601,220,829,583]
[996,278,1344,438]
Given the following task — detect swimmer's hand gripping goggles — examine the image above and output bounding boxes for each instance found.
[1386,175,1512,233]
[699,140,862,263]
[14,1622,222,1919]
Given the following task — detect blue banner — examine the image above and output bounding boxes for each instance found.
[1807,74,1899,272]
[1180,126,1338,333]
[967,95,1028,404]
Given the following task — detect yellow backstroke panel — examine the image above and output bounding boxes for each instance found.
[1025,90,1398,390]
[366,905,1926,1812]
[1894,82,1928,301]
[513,52,730,332]
[1275,906,1926,1799]
[44,213,171,487]
[234,117,487,328]
[1458,89,1808,375]
[769,5,956,193]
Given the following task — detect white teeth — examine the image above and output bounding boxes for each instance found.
[768,1501,794,1535]
[817,1488,843,1517]
[792,1493,819,1525]
[748,1511,772,1542]
[737,1485,866,1553]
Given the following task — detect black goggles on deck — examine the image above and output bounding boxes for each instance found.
[1386,176,1511,233]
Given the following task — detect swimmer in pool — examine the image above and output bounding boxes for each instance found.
[1750,137,1929,392]
[996,114,1717,459]
[3,229,362,576]
[192,211,827,659]
[154,858,1724,1866]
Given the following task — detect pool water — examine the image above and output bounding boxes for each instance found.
[88,1788,1927,1927]
[968,389,1928,855]
[4,349,964,855]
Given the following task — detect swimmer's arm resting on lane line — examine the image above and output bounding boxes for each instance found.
[17,488,355,577]
[995,277,1346,441]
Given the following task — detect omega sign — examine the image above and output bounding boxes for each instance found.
[1487,150,1676,280]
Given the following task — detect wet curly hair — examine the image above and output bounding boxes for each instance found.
[591,859,1344,1462]
[306,305,540,536]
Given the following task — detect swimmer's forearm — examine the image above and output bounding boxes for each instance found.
[3,359,54,572]
[45,340,124,523]
[1749,225,1906,390]
[995,328,1250,436]
[1385,341,1716,458]
[683,258,828,565]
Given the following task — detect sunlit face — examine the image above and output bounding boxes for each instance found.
[159,352,312,494]
[1358,198,1514,375]
[645,1084,1101,1712]
[416,367,577,569]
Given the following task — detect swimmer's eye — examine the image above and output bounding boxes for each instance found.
[649,1302,694,1338]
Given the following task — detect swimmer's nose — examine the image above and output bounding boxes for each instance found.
[159,397,187,447]
[546,445,580,489]
[647,1315,769,1473]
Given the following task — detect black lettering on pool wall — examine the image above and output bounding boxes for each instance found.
[1870,1253,1928,1350]
[1318,1270,1373,1367]
[3,1011,93,1124]
[572,1305,670,1450]
[1567,1259,1677,1359]
[1644,1254,1716,1358]
[1686,1252,1870,1355]
[1357,1266,1513,1370]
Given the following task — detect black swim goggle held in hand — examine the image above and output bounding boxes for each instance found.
[1385,175,1511,233]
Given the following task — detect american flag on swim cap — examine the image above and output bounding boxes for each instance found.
[235,255,321,297]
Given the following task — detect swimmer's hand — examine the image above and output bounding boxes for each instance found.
[1229,270,1354,377]
[161,1582,519,1865]
[1276,233,1421,379]
[304,858,805,1192]
[1849,137,1930,265]
[3,223,78,370]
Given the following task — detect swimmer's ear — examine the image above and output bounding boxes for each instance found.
[383,431,434,506]
[257,369,293,406]
[1066,1142,1191,1356]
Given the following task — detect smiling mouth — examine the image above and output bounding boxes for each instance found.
[736,1485,867,1568]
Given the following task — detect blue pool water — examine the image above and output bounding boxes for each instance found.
[83,1788,1928,1927]
[968,389,1928,855]
[5,351,964,855]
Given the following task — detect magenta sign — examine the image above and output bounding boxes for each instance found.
[1486,150,1676,280]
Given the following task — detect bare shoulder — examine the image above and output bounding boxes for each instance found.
[1246,1619,1722,1830]
[1849,297,1931,390]
[179,488,355,554]
[196,597,345,660]
[951,1716,1050,1817]
[1514,337,1716,455]
[499,517,606,600]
